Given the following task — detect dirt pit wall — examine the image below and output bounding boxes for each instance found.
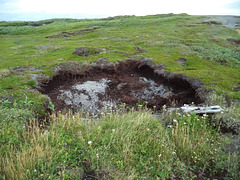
[38,59,206,114]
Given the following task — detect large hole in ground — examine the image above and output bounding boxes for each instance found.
[38,59,206,114]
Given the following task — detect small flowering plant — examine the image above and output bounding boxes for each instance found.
[173,112,209,134]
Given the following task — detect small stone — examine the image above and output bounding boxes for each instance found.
[136,46,148,53]
[234,86,240,92]
[73,47,100,56]
[117,82,127,91]
[209,83,216,87]
[175,58,187,64]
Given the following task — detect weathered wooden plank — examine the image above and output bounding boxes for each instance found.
[181,105,222,114]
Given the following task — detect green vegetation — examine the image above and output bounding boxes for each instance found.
[0,14,239,100]
[0,14,240,179]
[1,101,239,179]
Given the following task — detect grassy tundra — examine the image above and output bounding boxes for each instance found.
[0,14,239,179]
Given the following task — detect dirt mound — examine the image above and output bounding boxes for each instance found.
[38,59,206,113]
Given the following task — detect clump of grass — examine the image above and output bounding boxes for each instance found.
[191,44,240,65]
[170,113,219,166]
[204,93,240,134]
[0,69,10,77]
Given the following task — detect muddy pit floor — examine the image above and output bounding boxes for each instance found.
[39,59,206,114]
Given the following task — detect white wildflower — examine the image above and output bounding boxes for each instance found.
[88,141,92,145]
[112,129,115,132]
[43,130,49,135]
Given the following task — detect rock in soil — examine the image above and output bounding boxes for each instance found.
[73,47,101,57]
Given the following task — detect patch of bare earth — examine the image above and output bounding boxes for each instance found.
[38,59,206,113]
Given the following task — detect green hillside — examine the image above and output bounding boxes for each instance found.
[0,14,239,179]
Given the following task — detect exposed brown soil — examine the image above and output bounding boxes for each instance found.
[38,59,206,113]
[201,21,222,25]
[228,38,240,46]
[45,27,99,38]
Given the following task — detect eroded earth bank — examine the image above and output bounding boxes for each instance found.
[38,59,206,114]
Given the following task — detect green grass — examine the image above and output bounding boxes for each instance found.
[0,14,240,179]
[0,14,239,102]
[0,107,233,179]
[1,102,239,179]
